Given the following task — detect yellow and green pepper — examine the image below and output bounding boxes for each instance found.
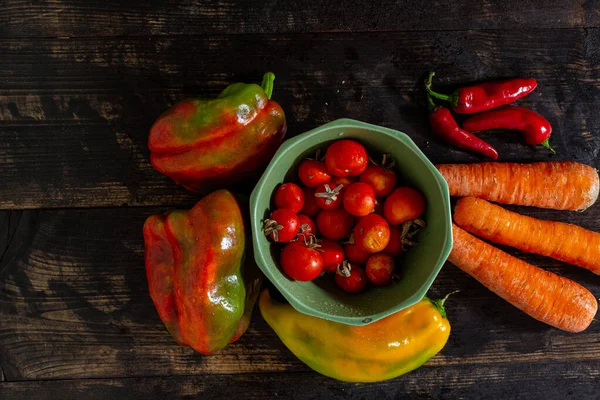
[259,289,452,382]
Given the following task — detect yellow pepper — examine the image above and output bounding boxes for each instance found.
[259,289,453,382]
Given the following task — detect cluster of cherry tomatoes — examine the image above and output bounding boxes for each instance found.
[263,139,426,294]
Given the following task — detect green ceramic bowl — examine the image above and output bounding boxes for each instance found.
[250,119,452,326]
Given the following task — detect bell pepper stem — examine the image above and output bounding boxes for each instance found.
[425,71,458,107]
[430,290,460,319]
[540,138,555,153]
[261,72,275,99]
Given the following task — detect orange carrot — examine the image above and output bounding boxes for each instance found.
[449,224,597,332]
[437,162,599,211]
[455,197,600,275]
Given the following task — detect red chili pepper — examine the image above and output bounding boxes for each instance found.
[425,72,537,114]
[426,91,498,160]
[462,106,554,152]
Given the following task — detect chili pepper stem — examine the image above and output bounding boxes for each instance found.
[540,138,556,153]
[261,72,275,99]
[430,290,460,319]
[425,71,458,107]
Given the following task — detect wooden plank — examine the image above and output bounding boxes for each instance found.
[2,29,600,209]
[0,0,596,38]
[1,208,599,381]
[0,363,599,399]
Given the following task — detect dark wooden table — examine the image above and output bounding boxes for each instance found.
[2,1,600,398]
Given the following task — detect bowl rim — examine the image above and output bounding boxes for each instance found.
[250,118,453,325]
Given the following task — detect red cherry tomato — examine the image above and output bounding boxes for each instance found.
[383,225,403,257]
[274,183,305,213]
[383,187,426,225]
[297,214,316,239]
[366,253,395,286]
[319,239,345,272]
[335,262,367,293]
[301,187,321,217]
[280,241,323,281]
[360,165,397,197]
[298,160,331,187]
[344,242,370,264]
[314,182,344,210]
[343,182,376,217]
[330,175,357,194]
[353,214,390,253]
[316,208,355,240]
[263,209,299,243]
[325,140,369,177]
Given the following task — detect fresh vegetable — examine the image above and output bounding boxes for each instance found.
[335,261,368,293]
[274,183,305,213]
[325,139,369,177]
[437,162,599,211]
[425,71,537,114]
[365,253,395,286]
[384,187,426,225]
[298,160,331,187]
[383,225,403,257]
[149,73,286,192]
[314,182,344,210]
[360,156,397,197]
[449,224,598,332]
[454,197,600,275]
[316,208,355,240]
[280,239,324,281]
[344,239,370,265]
[259,288,452,382]
[297,214,316,239]
[343,182,376,217]
[353,214,391,253]
[301,187,321,217]
[263,209,299,243]
[330,175,358,192]
[462,106,554,152]
[319,239,345,272]
[425,76,498,160]
[143,190,261,354]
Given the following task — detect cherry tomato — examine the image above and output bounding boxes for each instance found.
[274,183,305,213]
[344,241,370,264]
[316,208,354,240]
[297,214,316,239]
[366,253,395,286]
[335,262,367,293]
[319,239,345,272]
[383,225,403,257]
[383,187,426,225]
[314,182,343,210]
[325,140,368,177]
[298,160,331,187]
[301,187,321,217]
[330,175,357,194]
[360,165,397,197]
[343,182,376,217]
[280,241,323,281]
[353,214,390,253]
[263,209,299,243]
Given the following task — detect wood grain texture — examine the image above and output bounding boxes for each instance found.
[0,0,597,38]
[0,208,599,381]
[2,361,600,400]
[2,29,600,208]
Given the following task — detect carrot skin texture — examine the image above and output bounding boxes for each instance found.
[437,162,599,211]
[455,197,600,275]
[449,224,597,333]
